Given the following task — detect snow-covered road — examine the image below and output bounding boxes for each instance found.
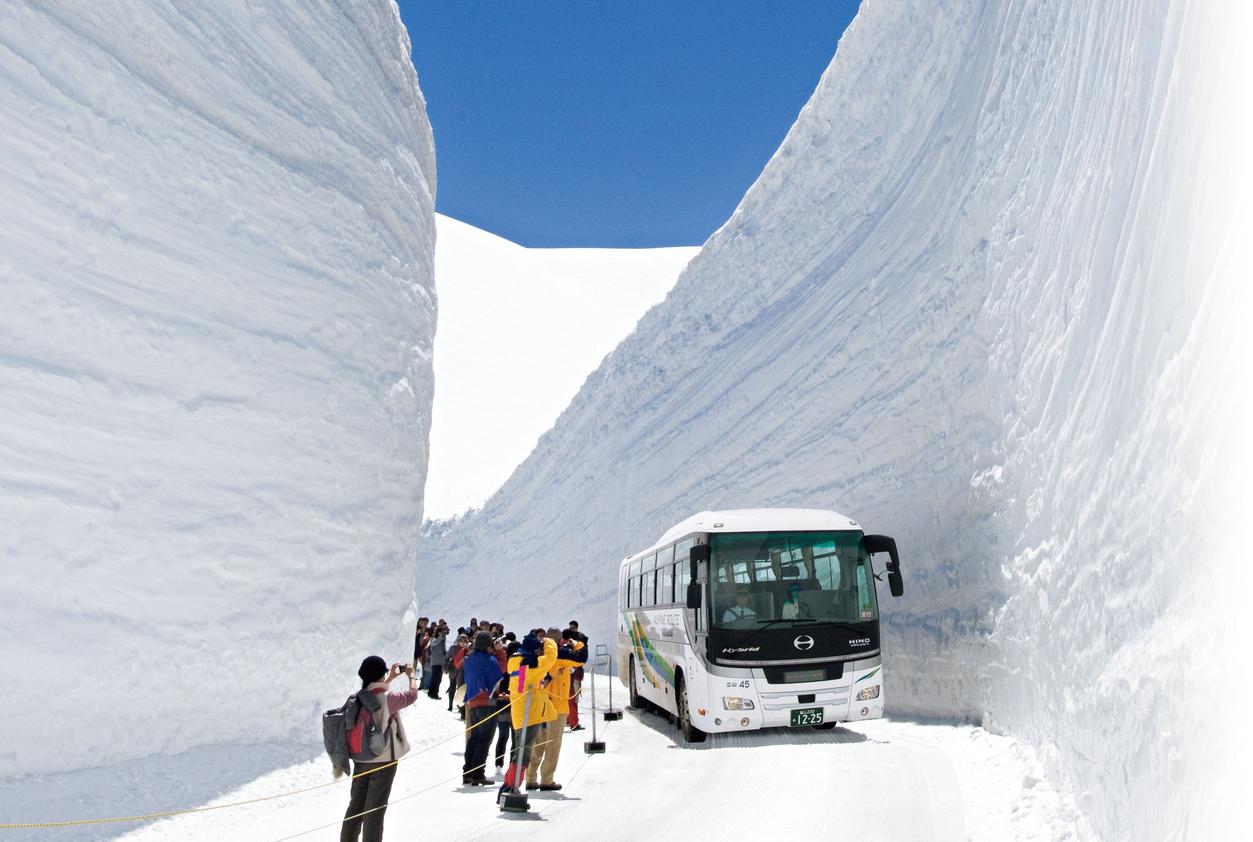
[116,680,1084,841]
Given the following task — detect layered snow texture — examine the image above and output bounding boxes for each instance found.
[426,214,697,520]
[0,2,436,780]
[418,1,1250,839]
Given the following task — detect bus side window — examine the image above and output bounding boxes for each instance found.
[657,545,674,604]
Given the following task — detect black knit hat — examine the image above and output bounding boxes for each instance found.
[358,655,388,686]
[473,631,493,652]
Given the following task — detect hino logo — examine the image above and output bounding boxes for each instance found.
[793,635,815,651]
[849,637,871,647]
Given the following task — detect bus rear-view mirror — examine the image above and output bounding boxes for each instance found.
[863,534,904,598]
[686,581,702,609]
[688,545,710,608]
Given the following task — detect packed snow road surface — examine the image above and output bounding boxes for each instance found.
[116,681,1084,841]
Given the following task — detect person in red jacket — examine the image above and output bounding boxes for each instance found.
[565,622,589,731]
[448,633,469,715]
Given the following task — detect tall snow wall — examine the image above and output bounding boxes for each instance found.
[0,2,436,780]
[418,0,1250,838]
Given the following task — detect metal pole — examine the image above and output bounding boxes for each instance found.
[584,649,606,753]
[500,666,534,812]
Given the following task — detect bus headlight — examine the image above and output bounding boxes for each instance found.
[721,696,756,710]
[855,685,880,701]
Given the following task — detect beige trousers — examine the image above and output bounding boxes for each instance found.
[526,712,567,786]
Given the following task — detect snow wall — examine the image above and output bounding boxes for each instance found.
[0,2,436,780]
[418,0,1250,838]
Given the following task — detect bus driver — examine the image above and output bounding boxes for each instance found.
[722,586,757,624]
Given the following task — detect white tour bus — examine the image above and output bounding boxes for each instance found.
[617,508,903,742]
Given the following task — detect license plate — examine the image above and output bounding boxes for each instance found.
[790,707,824,726]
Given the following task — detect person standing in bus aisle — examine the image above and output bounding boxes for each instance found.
[425,621,448,699]
[564,623,588,731]
[781,584,803,619]
[723,585,758,623]
[527,628,580,791]
[504,634,559,791]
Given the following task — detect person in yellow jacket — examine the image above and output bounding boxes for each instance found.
[503,634,558,788]
[526,627,581,791]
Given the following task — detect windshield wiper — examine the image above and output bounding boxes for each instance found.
[735,617,817,647]
[807,620,874,637]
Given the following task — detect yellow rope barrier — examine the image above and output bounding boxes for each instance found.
[0,666,605,833]
[270,721,575,842]
[0,689,525,832]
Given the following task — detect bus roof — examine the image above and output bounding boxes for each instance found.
[623,508,862,565]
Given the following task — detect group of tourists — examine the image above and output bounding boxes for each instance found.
[340,616,589,842]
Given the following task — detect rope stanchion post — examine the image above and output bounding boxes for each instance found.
[600,645,622,721]
[584,646,607,754]
[498,671,533,813]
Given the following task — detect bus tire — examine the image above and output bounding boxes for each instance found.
[675,674,706,743]
[628,655,642,709]
[813,722,838,730]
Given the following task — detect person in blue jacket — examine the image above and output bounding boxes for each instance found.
[460,631,504,785]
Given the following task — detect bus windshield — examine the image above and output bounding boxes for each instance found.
[709,531,878,629]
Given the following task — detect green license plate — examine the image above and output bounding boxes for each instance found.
[790,707,824,726]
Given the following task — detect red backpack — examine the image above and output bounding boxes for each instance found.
[346,689,389,760]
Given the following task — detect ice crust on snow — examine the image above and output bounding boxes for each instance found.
[426,215,696,520]
[417,0,1250,838]
[0,1,435,780]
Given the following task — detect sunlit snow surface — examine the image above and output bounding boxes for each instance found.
[426,215,696,520]
[0,0,435,783]
[114,686,1085,842]
[418,0,1251,839]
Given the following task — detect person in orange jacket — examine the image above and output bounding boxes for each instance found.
[526,627,581,791]
[502,634,559,790]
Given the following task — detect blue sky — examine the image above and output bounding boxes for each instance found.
[398,2,861,248]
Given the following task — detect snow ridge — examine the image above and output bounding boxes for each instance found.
[0,1,435,781]
[426,214,697,520]
[415,0,1249,838]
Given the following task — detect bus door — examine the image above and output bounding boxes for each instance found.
[678,535,707,651]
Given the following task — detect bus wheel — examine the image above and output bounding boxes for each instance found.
[675,675,706,743]
[628,656,642,709]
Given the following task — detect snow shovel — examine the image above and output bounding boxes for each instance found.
[498,667,532,813]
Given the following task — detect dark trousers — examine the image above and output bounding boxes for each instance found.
[493,712,511,767]
[510,725,536,768]
[462,705,496,777]
[340,760,397,842]
[425,664,443,698]
[446,671,459,710]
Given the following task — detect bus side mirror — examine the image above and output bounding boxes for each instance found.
[863,534,904,598]
[688,545,710,609]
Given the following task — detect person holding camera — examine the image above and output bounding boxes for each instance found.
[341,656,417,842]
